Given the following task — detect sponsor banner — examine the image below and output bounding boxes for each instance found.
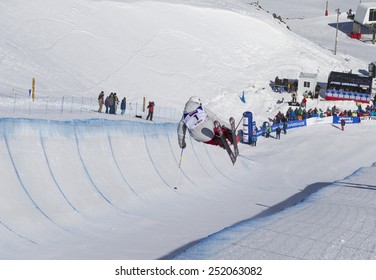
[242,111,253,144]
[306,116,333,126]
[256,120,306,137]
[266,120,306,134]
[333,116,360,124]
[284,119,306,130]
[325,90,371,103]
[360,116,376,121]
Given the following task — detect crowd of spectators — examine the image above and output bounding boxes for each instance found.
[271,102,376,125]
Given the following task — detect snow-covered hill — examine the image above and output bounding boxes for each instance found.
[0,0,369,120]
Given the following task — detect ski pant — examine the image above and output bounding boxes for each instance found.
[146,111,153,121]
[98,100,103,113]
[204,127,232,148]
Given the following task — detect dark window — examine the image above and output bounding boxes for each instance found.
[369,9,376,22]
[304,81,310,88]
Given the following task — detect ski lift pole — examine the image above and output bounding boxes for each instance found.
[334,8,341,55]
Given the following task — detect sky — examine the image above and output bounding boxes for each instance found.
[0,0,376,267]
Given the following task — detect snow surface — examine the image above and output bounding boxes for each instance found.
[0,0,375,260]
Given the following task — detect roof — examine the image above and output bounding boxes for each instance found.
[354,3,376,24]
[327,71,373,87]
[298,72,318,80]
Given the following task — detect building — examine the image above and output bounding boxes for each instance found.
[351,3,376,43]
[297,72,318,96]
[354,3,376,25]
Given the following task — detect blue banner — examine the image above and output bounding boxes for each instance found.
[333,116,360,124]
[272,120,306,131]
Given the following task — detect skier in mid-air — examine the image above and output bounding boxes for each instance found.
[177,96,239,163]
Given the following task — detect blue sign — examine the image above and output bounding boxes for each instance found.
[333,116,360,124]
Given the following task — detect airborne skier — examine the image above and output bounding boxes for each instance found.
[177,96,239,164]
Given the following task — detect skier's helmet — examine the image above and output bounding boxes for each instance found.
[189,96,202,105]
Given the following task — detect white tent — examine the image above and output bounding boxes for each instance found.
[297,72,318,95]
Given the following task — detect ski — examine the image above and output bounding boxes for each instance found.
[214,120,237,165]
[229,117,239,157]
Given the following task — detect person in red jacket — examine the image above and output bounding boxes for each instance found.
[146,101,155,121]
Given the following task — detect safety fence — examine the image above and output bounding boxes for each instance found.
[241,110,375,144]
[0,94,181,121]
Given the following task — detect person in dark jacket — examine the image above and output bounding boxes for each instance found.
[108,93,115,114]
[341,118,346,131]
[105,95,110,113]
[283,121,287,134]
[121,97,126,115]
[276,126,281,140]
[113,92,119,114]
[146,101,155,121]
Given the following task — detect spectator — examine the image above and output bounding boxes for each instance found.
[297,107,303,120]
[291,91,297,103]
[289,109,296,121]
[265,124,271,138]
[113,93,119,114]
[109,93,115,114]
[341,118,346,131]
[98,91,104,113]
[146,101,155,121]
[251,133,257,146]
[276,126,281,140]
[121,97,126,115]
[105,95,110,113]
[283,121,287,134]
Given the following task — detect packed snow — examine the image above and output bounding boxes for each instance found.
[0,0,375,262]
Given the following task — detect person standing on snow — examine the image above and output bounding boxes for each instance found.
[276,126,281,140]
[340,118,346,131]
[98,91,104,113]
[109,93,115,114]
[251,133,257,146]
[283,120,287,135]
[105,95,110,114]
[121,97,126,115]
[291,91,297,103]
[114,93,119,114]
[177,96,234,149]
[265,124,271,138]
[146,101,155,121]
